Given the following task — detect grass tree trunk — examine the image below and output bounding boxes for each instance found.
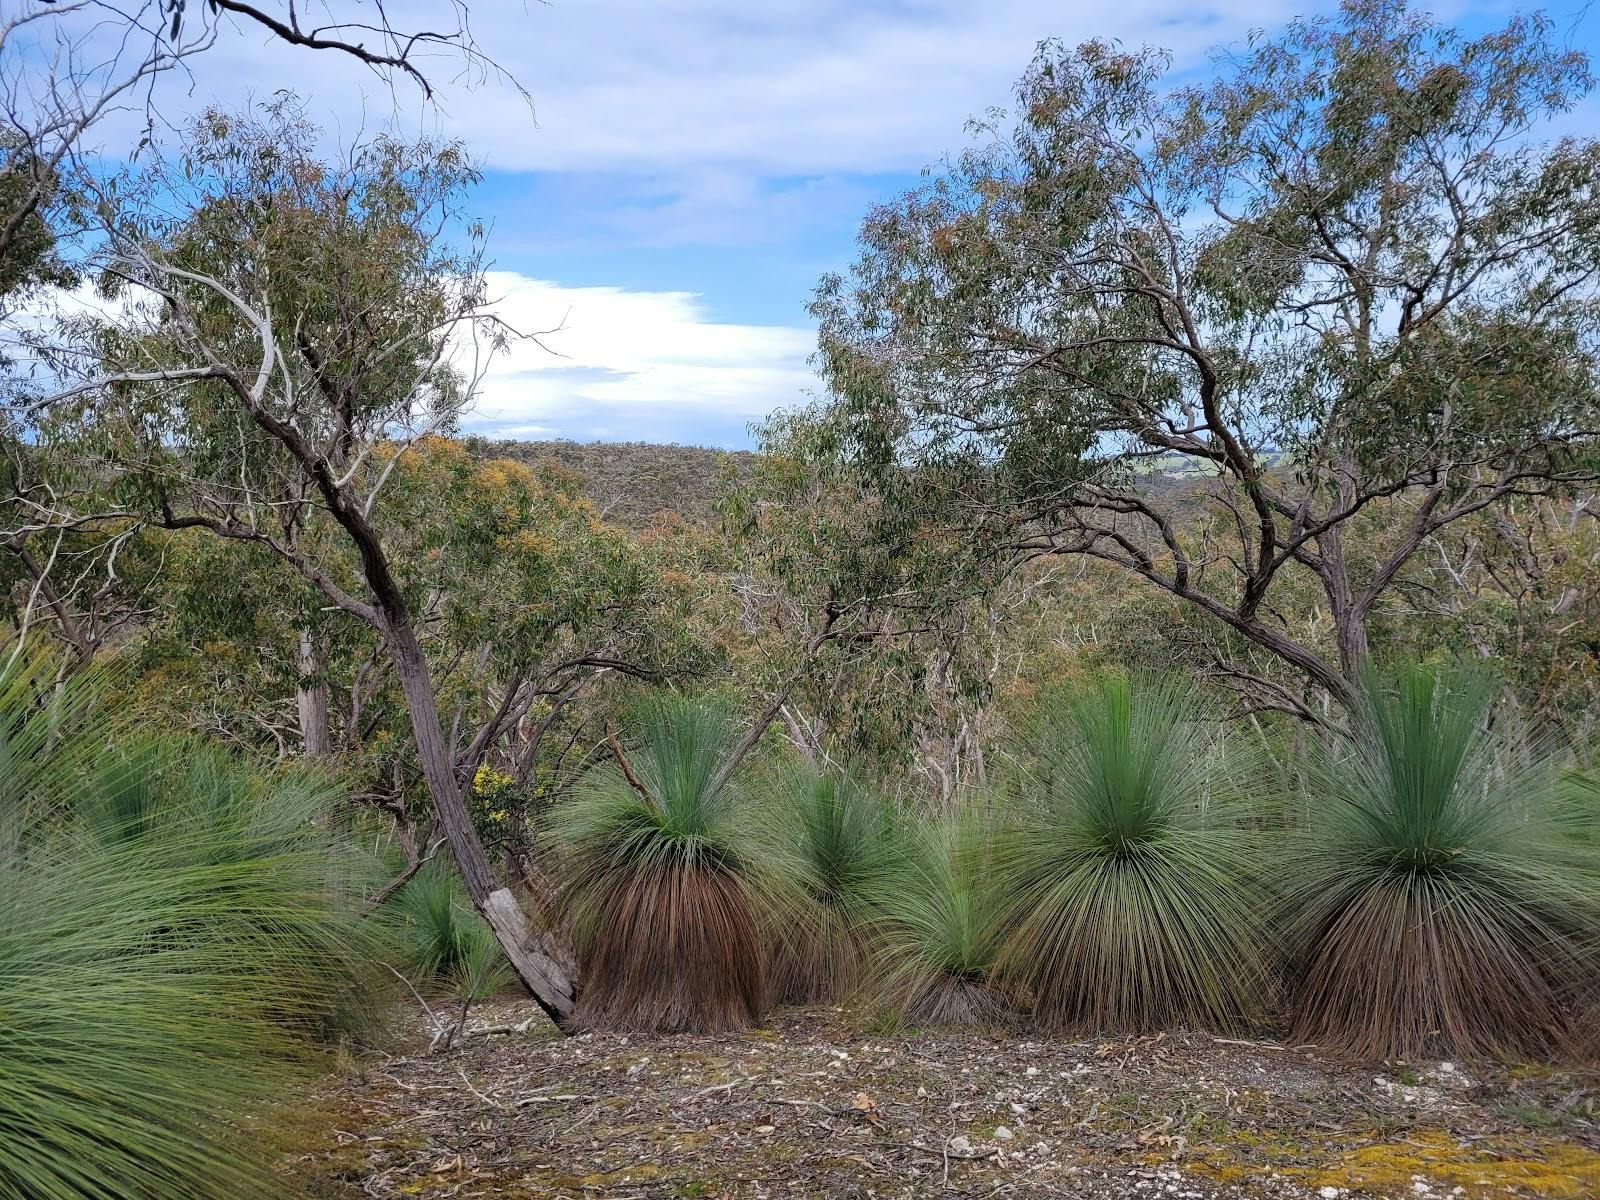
[384,614,576,1026]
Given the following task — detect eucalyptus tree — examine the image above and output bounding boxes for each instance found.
[0,2,526,672]
[800,0,1600,720]
[20,103,576,1022]
[0,0,517,279]
[721,433,1041,800]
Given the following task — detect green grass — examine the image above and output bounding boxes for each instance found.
[385,857,513,1003]
[0,653,388,1200]
[752,760,892,1003]
[861,805,1008,1026]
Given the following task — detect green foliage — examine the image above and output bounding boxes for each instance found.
[1282,664,1600,1059]
[991,677,1267,1032]
[787,0,1600,715]
[385,859,513,1003]
[754,761,894,1003]
[548,695,776,1031]
[0,654,385,1200]
[552,697,747,894]
[861,806,1008,1026]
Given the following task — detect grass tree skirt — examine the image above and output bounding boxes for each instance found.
[1287,882,1573,1062]
[768,910,863,1007]
[574,864,764,1034]
[901,973,1009,1028]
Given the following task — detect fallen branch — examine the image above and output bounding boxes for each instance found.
[363,833,446,914]
[515,1091,589,1108]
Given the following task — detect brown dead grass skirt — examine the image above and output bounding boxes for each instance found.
[769,907,863,1007]
[574,864,765,1034]
[901,973,1009,1028]
[1288,881,1570,1061]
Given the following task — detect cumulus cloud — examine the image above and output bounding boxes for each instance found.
[458,272,816,446]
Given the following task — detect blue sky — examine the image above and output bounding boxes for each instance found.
[46,1,1600,447]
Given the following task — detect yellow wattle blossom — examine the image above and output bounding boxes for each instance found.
[472,764,513,796]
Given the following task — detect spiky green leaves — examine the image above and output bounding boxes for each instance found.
[0,652,386,1200]
[863,807,1009,1026]
[548,697,773,1032]
[1283,665,1600,1059]
[754,762,894,1004]
[385,859,513,1003]
[992,677,1267,1033]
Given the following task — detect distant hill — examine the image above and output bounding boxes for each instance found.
[468,439,754,528]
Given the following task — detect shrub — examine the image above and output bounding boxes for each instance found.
[547,696,772,1032]
[0,655,384,1200]
[990,677,1267,1033]
[386,857,513,1003]
[755,762,892,1005]
[862,806,1008,1027]
[1282,665,1600,1060]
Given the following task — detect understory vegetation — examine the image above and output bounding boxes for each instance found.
[3,1,1600,1197]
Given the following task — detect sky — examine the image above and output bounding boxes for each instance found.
[41,0,1600,447]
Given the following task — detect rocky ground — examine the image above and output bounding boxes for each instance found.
[290,1000,1600,1199]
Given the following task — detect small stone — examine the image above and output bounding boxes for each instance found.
[1025,1066,1040,1076]
[754,1124,775,1135]
[1320,1189,1341,1199]
[994,1126,1015,1140]
[949,1136,973,1155]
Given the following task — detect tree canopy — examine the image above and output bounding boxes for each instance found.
[793,0,1600,719]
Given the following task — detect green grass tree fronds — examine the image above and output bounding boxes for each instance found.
[385,857,514,1003]
[753,760,894,1005]
[1282,664,1600,1061]
[991,676,1269,1034]
[547,696,778,1033]
[1,840,318,1200]
[0,652,389,1200]
[861,805,1009,1027]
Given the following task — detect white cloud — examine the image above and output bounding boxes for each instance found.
[38,1,1339,177]
[459,272,816,444]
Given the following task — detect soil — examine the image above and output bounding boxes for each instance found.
[290,999,1600,1199]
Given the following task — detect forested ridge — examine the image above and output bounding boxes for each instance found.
[474,438,754,528]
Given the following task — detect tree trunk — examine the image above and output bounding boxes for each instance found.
[383,614,575,1026]
[1319,526,1370,677]
[296,627,332,756]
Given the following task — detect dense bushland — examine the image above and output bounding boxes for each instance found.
[2,1,1599,1194]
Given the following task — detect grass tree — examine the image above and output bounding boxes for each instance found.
[549,697,776,1032]
[991,677,1267,1033]
[386,859,514,1005]
[863,807,1008,1027]
[1282,666,1600,1060]
[756,761,893,1005]
[0,652,385,1200]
